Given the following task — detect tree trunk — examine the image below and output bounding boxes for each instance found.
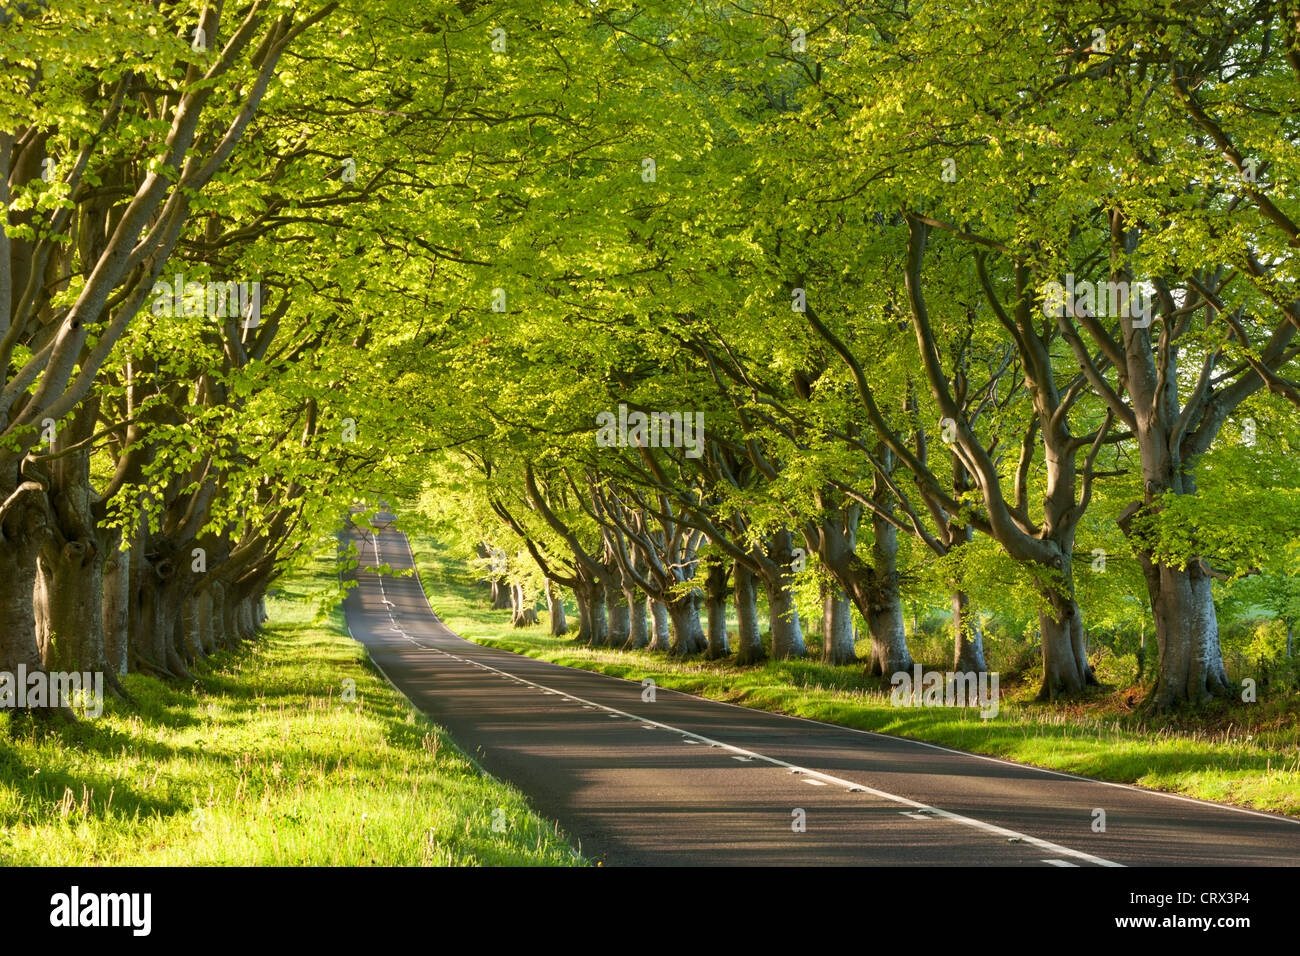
[157,570,195,678]
[181,596,204,663]
[40,542,109,677]
[474,542,493,590]
[865,509,909,675]
[238,598,258,639]
[1145,561,1231,709]
[490,577,512,610]
[221,587,240,648]
[37,398,117,680]
[196,587,216,655]
[0,479,52,711]
[575,587,590,642]
[704,558,730,660]
[103,537,130,675]
[605,587,630,647]
[129,547,172,674]
[811,502,911,674]
[510,583,539,628]
[34,559,54,665]
[667,591,707,657]
[1137,619,1146,680]
[732,561,765,665]
[1035,585,1091,700]
[545,580,568,636]
[575,579,607,646]
[622,589,648,650]
[759,574,800,665]
[951,588,987,672]
[1120,504,1231,710]
[765,528,806,660]
[207,580,229,649]
[648,598,672,652]
[767,580,805,660]
[822,581,857,665]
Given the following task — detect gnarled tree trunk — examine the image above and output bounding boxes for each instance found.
[667,591,707,657]
[1035,577,1092,700]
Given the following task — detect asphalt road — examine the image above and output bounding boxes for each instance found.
[340,520,1300,866]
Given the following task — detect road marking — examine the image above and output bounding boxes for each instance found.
[356,528,1126,868]
[1043,859,1079,867]
[415,645,1122,866]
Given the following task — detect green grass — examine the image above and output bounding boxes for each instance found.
[410,535,1300,819]
[0,551,585,866]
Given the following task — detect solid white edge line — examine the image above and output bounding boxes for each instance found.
[412,639,1124,868]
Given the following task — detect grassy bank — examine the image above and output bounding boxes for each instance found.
[410,535,1300,818]
[0,551,585,866]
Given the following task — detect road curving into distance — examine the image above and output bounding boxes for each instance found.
[340,518,1300,867]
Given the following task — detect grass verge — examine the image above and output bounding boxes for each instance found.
[0,550,585,866]
[410,534,1300,819]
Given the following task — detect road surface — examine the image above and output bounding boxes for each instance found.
[340,520,1300,866]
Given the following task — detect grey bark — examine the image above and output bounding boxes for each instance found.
[667,591,707,657]
[605,586,630,647]
[822,581,857,665]
[764,528,806,660]
[648,599,671,652]
[102,540,130,675]
[623,588,648,650]
[865,508,909,675]
[545,579,568,636]
[732,560,765,665]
